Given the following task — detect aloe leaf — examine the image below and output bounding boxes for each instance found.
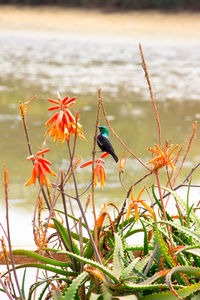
[10,263,77,277]
[121,257,140,278]
[123,229,144,239]
[102,284,113,300]
[152,185,172,221]
[113,233,125,279]
[38,283,50,300]
[89,293,103,300]
[166,266,200,288]
[158,220,200,241]
[139,219,148,255]
[124,281,168,291]
[116,296,138,300]
[60,251,119,284]
[53,218,80,255]
[71,231,88,244]
[12,249,71,268]
[83,240,94,259]
[154,218,174,268]
[21,268,26,299]
[139,281,200,300]
[135,254,151,273]
[28,277,68,300]
[60,271,88,300]
[161,187,200,232]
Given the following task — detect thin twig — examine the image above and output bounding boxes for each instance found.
[0,276,13,300]
[139,43,161,146]
[60,170,79,271]
[92,89,102,248]
[67,142,104,270]
[67,183,78,234]
[3,165,23,299]
[20,103,51,211]
[144,243,159,275]
[155,171,173,249]
[173,121,197,187]
[100,95,150,171]
[115,171,152,229]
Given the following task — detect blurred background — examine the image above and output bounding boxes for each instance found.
[1,1,200,245]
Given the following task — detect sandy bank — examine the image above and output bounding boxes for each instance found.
[0,5,200,44]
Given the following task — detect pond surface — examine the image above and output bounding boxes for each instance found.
[1,29,200,219]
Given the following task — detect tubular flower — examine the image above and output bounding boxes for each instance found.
[25,148,56,187]
[80,152,109,190]
[147,143,179,172]
[119,151,129,174]
[20,96,36,119]
[126,187,155,223]
[45,93,86,143]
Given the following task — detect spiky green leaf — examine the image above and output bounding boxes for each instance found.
[161,187,200,232]
[60,251,119,284]
[60,271,88,300]
[139,281,200,300]
[113,233,125,279]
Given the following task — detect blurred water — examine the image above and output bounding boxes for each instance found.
[0,30,200,212]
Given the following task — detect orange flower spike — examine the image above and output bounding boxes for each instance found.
[155,144,165,158]
[25,148,56,187]
[80,156,106,189]
[20,96,36,119]
[97,204,108,229]
[45,93,77,143]
[130,186,135,202]
[168,144,179,157]
[99,165,106,189]
[140,200,155,220]
[80,160,93,168]
[147,143,179,171]
[119,151,129,173]
[126,202,134,220]
[94,170,98,187]
[136,187,145,202]
[134,202,139,223]
[100,152,109,159]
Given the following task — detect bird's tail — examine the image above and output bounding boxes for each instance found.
[111,152,118,163]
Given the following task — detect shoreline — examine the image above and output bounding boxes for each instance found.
[1,5,200,44]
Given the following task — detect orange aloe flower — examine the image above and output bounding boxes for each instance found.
[25,148,56,187]
[147,143,179,172]
[126,187,155,223]
[45,93,85,143]
[20,96,36,119]
[119,151,129,174]
[80,152,109,190]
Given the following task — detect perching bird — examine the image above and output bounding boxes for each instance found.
[97,126,118,162]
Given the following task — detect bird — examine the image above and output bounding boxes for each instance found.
[97,126,118,162]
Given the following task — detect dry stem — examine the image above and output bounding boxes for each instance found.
[139,43,162,146]
[92,88,102,249]
[100,95,150,171]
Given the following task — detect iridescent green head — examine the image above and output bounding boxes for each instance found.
[98,126,108,136]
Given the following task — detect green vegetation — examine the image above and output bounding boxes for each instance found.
[1,0,200,10]
[1,44,200,299]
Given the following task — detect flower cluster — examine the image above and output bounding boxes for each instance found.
[81,153,109,189]
[25,148,56,187]
[45,93,86,143]
[126,187,155,223]
[147,143,179,172]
